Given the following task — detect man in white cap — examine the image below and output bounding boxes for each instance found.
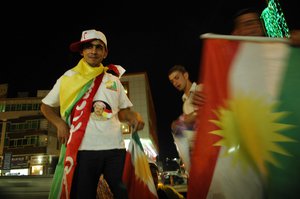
[41,29,144,199]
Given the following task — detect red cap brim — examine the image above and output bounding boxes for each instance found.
[69,39,94,52]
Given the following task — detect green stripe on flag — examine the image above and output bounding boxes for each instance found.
[48,79,93,199]
[132,131,144,151]
[48,144,66,199]
[267,47,300,199]
[65,79,93,124]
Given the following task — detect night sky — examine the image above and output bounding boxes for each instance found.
[2,0,299,161]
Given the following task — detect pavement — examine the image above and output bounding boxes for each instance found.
[0,175,52,199]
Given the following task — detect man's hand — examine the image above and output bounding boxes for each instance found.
[192,90,205,108]
[56,120,70,145]
[40,103,70,145]
[290,30,300,46]
[128,111,145,132]
[119,108,145,132]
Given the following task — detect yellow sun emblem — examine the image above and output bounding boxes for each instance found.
[210,93,295,177]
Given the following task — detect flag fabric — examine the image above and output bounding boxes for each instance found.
[48,144,66,199]
[188,33,300,199]
[172,114,195,173]
[122,132,158,199]
[48,62,120,199]
[48,75,104,199]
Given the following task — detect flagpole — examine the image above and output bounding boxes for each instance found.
[200,33,290,43]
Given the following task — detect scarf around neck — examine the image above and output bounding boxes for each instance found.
[60,58,107,120]
[49,60,123,199]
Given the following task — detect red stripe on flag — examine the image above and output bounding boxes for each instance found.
[188,39,240,199]
[122,132,158,199]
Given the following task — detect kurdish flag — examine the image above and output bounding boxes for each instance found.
[122,132,158,199]
[188,33,300,199]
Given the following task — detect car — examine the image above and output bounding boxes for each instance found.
[161,171,187,186]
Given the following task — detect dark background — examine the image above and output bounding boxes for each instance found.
[1,0,299,162]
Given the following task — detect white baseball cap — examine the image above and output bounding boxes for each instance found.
[69,29,107,52]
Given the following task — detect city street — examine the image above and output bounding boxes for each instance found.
[0,175,187,198]
[0,175,52,199]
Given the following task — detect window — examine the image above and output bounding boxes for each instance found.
[22,139,28,145]
[10,104,16,111]
[0,103,5,112]
[121,123,131,134]
[22,104,27,110]
[9,140,16,147]
[33,103,40,111]
[16,104,22,111]
[30,136,38,145]
[17,139,22,146]
[5,104,11,111]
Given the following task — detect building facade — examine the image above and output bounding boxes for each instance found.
[0,72,158,176]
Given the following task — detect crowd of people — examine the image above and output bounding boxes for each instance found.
[40,5,299,199]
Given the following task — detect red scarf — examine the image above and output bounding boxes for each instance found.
[61,74,104,198]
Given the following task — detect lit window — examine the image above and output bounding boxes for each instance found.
[121,123,131,134]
